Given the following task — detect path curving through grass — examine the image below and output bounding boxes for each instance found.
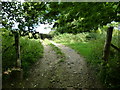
[23,40,103,88]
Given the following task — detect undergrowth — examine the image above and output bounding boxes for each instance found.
[20,37,43,76]
[2,28,43,77]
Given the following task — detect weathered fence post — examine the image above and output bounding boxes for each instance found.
[102,27,113,61]
[14,32,21,68]
[10,31,23,87]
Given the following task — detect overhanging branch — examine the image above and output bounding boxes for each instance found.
[111,43,120,52]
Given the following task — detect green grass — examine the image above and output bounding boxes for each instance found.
[49,43,66,63]
[43,38,51,45]
[64,42,92,58]
[44,39,66,62]
[53,33,93,58]
[20,37,43,73]
[2,28,43,76]
[58,58,65,63]
[49,43,63,55]
[53,32,120,88]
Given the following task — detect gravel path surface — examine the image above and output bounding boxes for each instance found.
[23,40,103,89]
[50,41,103,88]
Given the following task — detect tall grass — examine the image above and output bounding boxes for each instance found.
[53,33,88,44]
[2,28,43,76]
[53,33,96,57]
[20,37,43,72]
[2,28,16,71]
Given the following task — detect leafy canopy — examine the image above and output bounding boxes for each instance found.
[2,2,120,34]
[46,2,120,33]
[2,2,47,32]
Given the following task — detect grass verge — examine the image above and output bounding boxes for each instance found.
[53,33,120,88]
[20,37,43,76]
[44,39,66,63]
[63,42,92,58]
[2,28,44,77]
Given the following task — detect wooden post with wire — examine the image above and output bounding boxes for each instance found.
[102,27,113,61]
[9,30,23,87]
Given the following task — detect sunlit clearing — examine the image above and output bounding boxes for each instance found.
[36,24,54,34]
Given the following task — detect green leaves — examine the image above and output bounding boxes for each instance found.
[47,2,120,34]
[2,2,119,34]
[2,2,47,33]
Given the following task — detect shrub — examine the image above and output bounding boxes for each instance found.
[20,37,43,72]
[86,32,98,40]
[53,33,87,43]
[2,28,43,76]
[2,28,16,71]
[89,31,120,88]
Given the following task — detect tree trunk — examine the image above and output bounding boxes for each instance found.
[14,32,21,68]
[103,27,113,61]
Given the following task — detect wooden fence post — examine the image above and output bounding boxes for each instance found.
[11,31,23,86]
[14,32,21,68]
[103,27,113,61]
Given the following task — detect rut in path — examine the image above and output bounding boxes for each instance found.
[24,40,103,88]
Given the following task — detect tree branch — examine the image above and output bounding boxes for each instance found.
[111,43,120,52]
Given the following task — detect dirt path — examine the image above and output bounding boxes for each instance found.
[23,40,103,88]
[50,41,103,88]
[24,42,62,88]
